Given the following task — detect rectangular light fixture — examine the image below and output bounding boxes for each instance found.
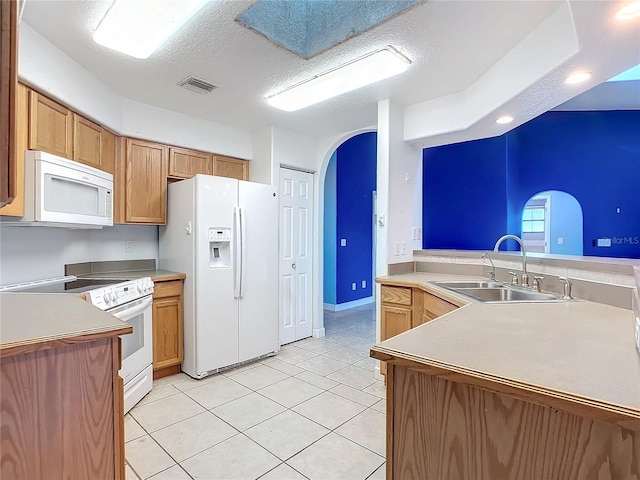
[93,0,209,59]
[266,46,411,112]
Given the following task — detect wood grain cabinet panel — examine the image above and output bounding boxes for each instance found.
[101,128,116,176]
[125,138,168,224]
[169,147,212,179]
[381,305,412,340]
[0,337,124,479]
[0,0,19,207]
[0,83,28,217]
[213,155,249,180]
[152,279,184,379]
[73,113,103,169]
[28,90,73,158]
[423,290,457,321]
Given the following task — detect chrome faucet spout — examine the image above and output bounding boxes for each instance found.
[493,234,528,286]
[481,252,496,282]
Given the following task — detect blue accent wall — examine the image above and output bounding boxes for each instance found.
[335,132,377,304]
[422,110,640,258]
[423,136,509,249]
[323,152,337,304]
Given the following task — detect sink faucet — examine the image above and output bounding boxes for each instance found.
[481,252,496,282]
[493,234,529,287]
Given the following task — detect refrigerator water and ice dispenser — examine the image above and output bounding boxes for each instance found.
[209,228,231,268]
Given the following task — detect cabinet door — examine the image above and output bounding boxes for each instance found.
[213,155,249,180]
[152,280,184,374]
[0,83,28,217]
[168,147,212,178]
[28,90,73,158]
[0,0,18,207]
[101,128,116,176]
[381,305,412,340]
[125,138,168,224]
[73,114,103,169]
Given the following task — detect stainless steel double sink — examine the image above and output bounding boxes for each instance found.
[434,281,565,303]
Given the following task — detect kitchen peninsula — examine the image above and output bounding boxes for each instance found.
[0,293,132,479]
[372,271,640,479]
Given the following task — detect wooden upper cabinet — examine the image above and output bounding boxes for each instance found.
[0,0,19,207]
[168,147,212,179]
[0,83,28,217]
[73,113,103,169]
[125,138,168,224]
[101,128,116,176]
[28,90,73,158]
[213,155,249,181]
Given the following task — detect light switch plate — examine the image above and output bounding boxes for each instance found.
[340,238,347,247]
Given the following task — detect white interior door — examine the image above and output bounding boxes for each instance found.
[279,168,313,345]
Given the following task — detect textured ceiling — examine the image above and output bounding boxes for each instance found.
[19,0,640,144]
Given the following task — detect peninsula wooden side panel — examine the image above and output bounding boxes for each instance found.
[387,364,640,480]
[0,337,125,479]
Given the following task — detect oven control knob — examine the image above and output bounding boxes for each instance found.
[103,292,111,304]
[137,283,143,293]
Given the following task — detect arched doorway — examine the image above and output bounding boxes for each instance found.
[521,190,583,255]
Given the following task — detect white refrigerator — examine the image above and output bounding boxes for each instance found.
[159,174,279,378]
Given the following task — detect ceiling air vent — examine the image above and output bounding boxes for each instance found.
[178,76,217,95]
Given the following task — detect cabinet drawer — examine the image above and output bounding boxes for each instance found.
[381,286,412,306]
[153,280,182,298]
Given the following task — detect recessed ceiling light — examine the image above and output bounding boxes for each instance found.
[564,72,592,84]
[93,0,209,59]
[616,2,640,20]
[265,46,411,112]
[496,115,514,125]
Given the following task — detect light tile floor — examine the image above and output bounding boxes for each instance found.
[125,303,385,480]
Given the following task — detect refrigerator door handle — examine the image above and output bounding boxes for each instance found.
[233,206,242,298]
[239,206,247,298]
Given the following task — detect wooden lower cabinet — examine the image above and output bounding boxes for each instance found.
[385,364,640,479]
[0,337,125,479]
[380,284,459,375]
[152,279,184,379]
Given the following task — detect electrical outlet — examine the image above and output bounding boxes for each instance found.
[557,237,564,245]
[351,282,357,291]
[394,242,400,256]
[125,240,134,252]
[361,280,366,288]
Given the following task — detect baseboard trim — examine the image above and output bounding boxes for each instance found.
[324,296,374,312]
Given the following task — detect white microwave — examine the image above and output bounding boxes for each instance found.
[3,151,113,228]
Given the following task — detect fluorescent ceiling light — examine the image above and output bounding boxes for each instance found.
[266,47,411,112]
[93,0,209,59]
[564,72,592,85]
[616,2,640,20]
[496,115,513,125]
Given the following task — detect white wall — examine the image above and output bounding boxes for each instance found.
[18,23,123,132]
[377,100,422,267]
[18,22,253,159]
[0,225,158,285]
[272,127,318,173]
[121,99,252,159]
[251,127,274,184]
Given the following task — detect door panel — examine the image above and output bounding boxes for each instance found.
[279,168,314,344]
[194,175,238,373]
[237,181,279,361]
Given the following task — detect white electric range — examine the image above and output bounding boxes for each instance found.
[0,275,154,413]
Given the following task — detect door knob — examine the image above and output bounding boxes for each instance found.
[292,263,296,269]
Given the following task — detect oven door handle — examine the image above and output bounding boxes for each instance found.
[112,296,153,322]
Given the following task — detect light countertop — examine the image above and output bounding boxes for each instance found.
[373,272,640,421]
[0,293,131,357]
